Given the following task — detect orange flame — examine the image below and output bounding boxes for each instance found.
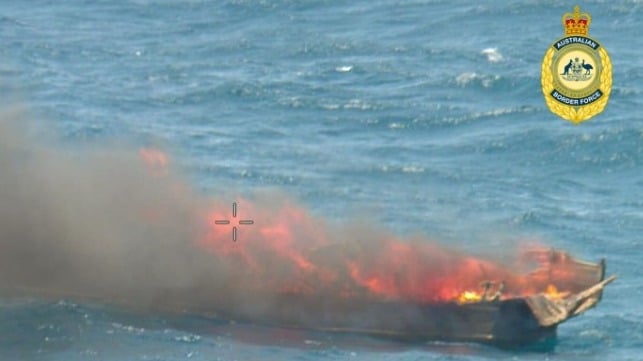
[136,148,584,305]
[200,200,588,304]
[544,284,570,300]
[197,198,579,304]
[456,291,482,304]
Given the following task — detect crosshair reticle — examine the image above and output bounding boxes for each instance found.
[214,202,254,241]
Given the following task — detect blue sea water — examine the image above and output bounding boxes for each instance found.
[0,0,641,360]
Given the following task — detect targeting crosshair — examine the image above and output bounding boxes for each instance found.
[213,202,254,242]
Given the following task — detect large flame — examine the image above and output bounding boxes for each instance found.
[139,148,582,305]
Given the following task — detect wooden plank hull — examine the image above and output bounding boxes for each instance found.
[249,297,557,347]
[222,252,614,348]
[0,250,614,348]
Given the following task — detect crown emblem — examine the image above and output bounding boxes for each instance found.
[561,5,591,36]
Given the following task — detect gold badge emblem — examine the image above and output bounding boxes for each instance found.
[541,6,612,124]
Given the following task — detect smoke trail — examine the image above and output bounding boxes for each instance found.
[0,110,220,308]
[0,108,574,328]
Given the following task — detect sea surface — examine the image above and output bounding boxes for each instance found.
[0,1,642,360]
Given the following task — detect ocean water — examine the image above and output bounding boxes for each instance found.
[0,1,641,360]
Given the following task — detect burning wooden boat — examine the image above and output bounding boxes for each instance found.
[229,249,615,348]
[0,241,615,348]
[0,145,615,349]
